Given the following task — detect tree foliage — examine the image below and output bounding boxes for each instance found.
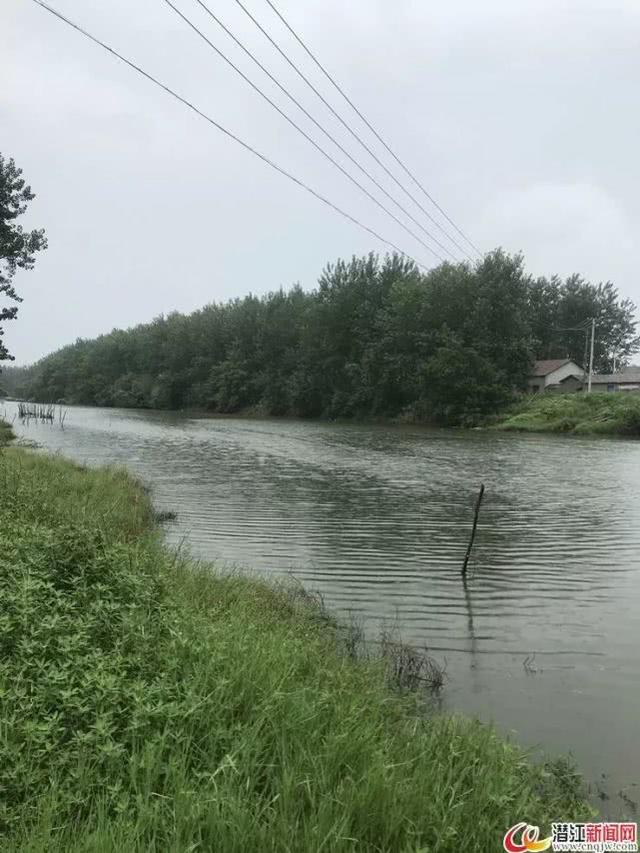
[528,274,638,372]
[0,153,47,362]
[0,364,31,399]
[24,250,638,424]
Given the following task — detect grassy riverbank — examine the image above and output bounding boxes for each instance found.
[0,418,14,446]
[496,392,640,436]
[0,442,592,850]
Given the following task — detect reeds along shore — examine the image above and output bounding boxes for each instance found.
[16,401,67,426]
[0,436,592,851]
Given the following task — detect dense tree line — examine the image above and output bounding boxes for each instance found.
[14,250,639,425]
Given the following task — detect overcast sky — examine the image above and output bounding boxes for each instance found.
[3,0,639,364]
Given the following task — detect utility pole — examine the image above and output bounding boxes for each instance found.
[587,318,596,393]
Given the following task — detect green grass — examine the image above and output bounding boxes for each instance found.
[495,392,640,436]
[0,418,14,446]
[0,441,592,851]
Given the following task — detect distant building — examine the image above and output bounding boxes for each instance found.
[528,360,640,393]
[528,359,584,393]
[589,369,640,393]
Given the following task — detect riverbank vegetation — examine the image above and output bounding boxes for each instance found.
[496,392,640,436]
[0,443,592,850]
[0,418,13,445]
[9,250,638,425]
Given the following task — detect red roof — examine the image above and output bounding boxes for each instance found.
[531,359,573,377]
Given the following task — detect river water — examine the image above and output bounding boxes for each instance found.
[5,402,639,815]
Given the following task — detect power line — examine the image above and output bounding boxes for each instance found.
[262,0,483,258]
[534,319,592,333]
[161,0,447,262]
[532,318,592,371]
[29,0,432,271]
[183,0,459,261]
[231,0,475,262]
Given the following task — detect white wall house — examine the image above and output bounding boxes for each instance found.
[528,359,584,393]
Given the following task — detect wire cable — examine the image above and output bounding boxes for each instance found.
[533,319,592,333]
[184,0,460,261]
[161,0,447,262]
[262,0,482,257]
[232,0,474,261]
[29,0,432,270]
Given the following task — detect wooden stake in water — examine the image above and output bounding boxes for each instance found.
[461,484,485,577]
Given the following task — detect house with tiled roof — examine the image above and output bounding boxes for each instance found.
[528,359,584,393]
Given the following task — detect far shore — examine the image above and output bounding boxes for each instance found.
[6,391,640,439]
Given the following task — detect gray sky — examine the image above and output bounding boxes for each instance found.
[3,0,639,364]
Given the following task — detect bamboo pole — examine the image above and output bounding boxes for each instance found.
[461,483,485,577]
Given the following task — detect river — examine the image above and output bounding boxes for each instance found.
[5,401,639,816]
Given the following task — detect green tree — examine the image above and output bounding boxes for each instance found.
[20,249,638,423]
[528,274,638,372]
[415,251,534,422]
[0,154,47,362]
